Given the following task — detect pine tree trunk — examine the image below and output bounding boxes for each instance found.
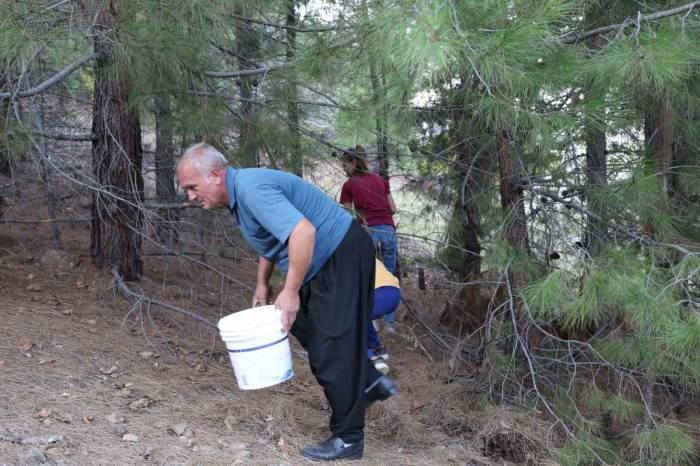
[91,5,143,281]
[455,178,482,280]
[675,103,699,213]
[453,123,490,281]
[645,97,674,201]
[32,99,61,250]
[497,129,530,254]
[0,66,10,176]
[657,98,674,201]
[234,8,260,167]
[375,123,389,180]
[154,93,175,201]
[369,61,389,180]
[583,119,606,256]
[286,0,302,177]
[581,17,608,257]
[440,124,489,332]
[154,92,178,249]
[495,128,529,347]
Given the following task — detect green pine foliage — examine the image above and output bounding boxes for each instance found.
[2,0,698,463]
[555,434,617,466]
[634,424,697,466]
[522,270,571,320]
[581,386,644,424]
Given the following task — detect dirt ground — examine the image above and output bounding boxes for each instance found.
[0,180,558,466]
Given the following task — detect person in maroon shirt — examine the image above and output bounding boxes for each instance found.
[339,147,399,333]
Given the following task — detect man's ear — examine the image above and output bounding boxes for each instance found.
[211,167,223,182]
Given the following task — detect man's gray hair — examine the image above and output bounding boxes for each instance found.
[179,142,228,175]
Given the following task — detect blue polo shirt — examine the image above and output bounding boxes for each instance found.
[225,167,352,284]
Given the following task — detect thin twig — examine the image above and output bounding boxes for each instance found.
[203,60,298,79]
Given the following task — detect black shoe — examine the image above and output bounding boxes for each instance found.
[365,375,398,407]
[301,436,364,461]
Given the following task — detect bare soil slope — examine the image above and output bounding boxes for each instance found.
[0,179,555,466]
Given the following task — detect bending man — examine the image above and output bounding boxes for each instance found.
[177,143,397,461]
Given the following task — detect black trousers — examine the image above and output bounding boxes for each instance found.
[291,221,381,443]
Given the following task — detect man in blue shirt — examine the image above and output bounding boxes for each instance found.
[177,143,397,461]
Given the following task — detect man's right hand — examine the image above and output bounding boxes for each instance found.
[252,284,270,307]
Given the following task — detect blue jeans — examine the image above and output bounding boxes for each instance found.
[368,286,401,357]
[368,224,398,323]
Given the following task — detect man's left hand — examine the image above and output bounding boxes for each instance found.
[274,287,300,332]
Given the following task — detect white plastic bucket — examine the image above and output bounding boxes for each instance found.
[218,305,294,390]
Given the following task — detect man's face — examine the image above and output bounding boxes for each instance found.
[178,161,225,209]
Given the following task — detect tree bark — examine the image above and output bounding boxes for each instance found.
[286,0,302,177]
[90,5,143,281]
[497,129,530,254]
[495,129,529,342]
[453,134,487,281]
[580,6,609,256]
[234,7,261,167]
[583,111,607,256]
[440,125,491,332]
[645,97,675,202]
[675,102,699,215]
[154,92,178,248]
[0,65,10,176]
[154,93,175,201]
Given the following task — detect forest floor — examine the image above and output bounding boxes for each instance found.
[0,178,559,466]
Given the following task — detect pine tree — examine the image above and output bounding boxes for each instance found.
[88,2,144,281]
[1,2,697,462]
[361,0,699,462]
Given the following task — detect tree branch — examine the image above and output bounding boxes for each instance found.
[561,1,699,44]
[203,60,297,79]
[32,130,96,141]
[0,53,99,101]
[188,89,352,109]
[227,13,337,33]
[524,182,696,256]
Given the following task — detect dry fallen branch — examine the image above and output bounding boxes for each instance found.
[111,266,217,328]
[0,429,63,446]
